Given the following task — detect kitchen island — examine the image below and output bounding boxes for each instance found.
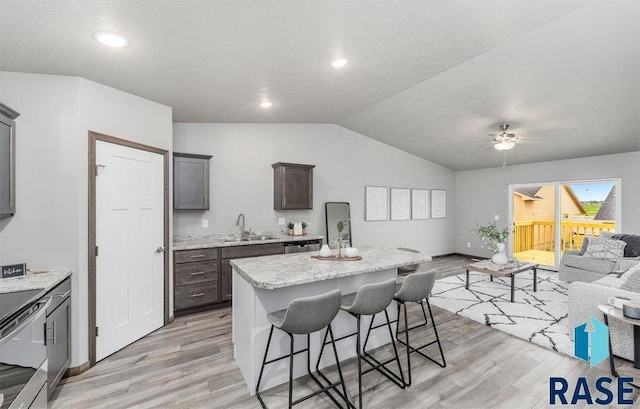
[231,247,430,394]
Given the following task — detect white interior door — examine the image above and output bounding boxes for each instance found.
[96,140,164,361]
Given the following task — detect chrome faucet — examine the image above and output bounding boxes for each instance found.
[236,213,246,238]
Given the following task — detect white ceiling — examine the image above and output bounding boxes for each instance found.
[1,0,638,170]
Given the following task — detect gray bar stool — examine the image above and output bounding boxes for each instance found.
[316,278,405,409]
[256,289,352,409]
[394,268,446,386]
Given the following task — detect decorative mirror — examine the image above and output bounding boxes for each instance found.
[325,202,352,248]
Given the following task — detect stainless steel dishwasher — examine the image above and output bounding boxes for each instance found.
[283,239,322,253]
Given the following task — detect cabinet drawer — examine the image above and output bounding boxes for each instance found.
[175,282,218,309]
[175,262,217,286]
[175,248,218,263]
[47,278,71,315]
[221,243,284,259]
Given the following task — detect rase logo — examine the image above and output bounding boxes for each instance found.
[549,317,634,405]
[574,316,608,367]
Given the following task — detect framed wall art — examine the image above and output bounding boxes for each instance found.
[365,186,388,221]
[411,189,429,220]
[431,189,447,219]
[390,188,410,221]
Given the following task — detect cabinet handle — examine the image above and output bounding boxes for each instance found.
[53,290,71,299]
[46,323,55,343]
[190,254,205,259]
[190,271,206,276]
[190,293,205,298]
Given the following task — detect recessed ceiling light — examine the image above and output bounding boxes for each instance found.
[330,57,349,69]
[260,101,273,109]
[93,31,130,48]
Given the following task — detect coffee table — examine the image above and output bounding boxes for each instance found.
[462,260,538,302]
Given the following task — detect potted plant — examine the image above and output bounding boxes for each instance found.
[287,222,294,236]
[472,221,511,265]
[301,222,308,235]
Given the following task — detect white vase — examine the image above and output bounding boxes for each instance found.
[319,244,331,257]
[491,242,508,265]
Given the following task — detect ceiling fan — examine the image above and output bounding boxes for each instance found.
[488,123,519,151]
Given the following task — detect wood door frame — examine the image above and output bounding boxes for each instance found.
[88,131,170,366]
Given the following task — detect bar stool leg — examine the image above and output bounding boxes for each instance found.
[289,334,294,409]
[329,326,354,408]
[356,315,363,409]
[424,299,446,368]
[361,311,406,389]
[403,302,411,386]
[256,325,275,408]
[384,309,406,388]
[394,299,446,387]
[313,326,355,409]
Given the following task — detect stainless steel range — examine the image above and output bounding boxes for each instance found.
[0,289,50,409]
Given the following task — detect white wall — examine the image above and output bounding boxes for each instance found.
[455,151,640,258]
[0,71,172,367]
[173,123,456,255]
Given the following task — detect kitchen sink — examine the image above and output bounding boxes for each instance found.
[241,235,276,241]
[218,235,276,243]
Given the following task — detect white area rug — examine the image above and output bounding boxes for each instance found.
[429,270,574,357]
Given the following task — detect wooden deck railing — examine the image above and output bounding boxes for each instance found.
[513,221,616,252]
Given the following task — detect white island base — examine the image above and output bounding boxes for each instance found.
[233,267,396,395]
[230,247,430,395]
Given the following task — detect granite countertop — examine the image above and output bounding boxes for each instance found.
[231,247,431,289]
[173,233,325,251]
[0,269,72,294]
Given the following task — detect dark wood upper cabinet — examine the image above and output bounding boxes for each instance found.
[0,103,20,217]
[272,162,315,210]
[173,153,212,210]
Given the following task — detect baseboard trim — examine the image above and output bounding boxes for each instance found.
[65,361,90,378]
[431,252,487,260]
[175,301,231,317]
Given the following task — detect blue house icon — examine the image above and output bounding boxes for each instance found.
[574,317,609,367]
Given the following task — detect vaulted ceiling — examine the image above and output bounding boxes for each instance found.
[1,1,638,170]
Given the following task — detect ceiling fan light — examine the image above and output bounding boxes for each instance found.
[494,141,515,151]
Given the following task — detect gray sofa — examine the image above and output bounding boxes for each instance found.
[559,232,640,283]
[568,259,640,361]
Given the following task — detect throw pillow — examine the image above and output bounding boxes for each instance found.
[579,237,590,255]
[617,262,640,292]
[611,233,640,258]
[583,237,627,260]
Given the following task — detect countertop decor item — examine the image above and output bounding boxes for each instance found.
[1,263,26,279]
[311,255,362,261]
[325,202,352,248]
[319,244,331,257]
[345,247,358,258]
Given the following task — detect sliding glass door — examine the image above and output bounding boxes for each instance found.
[509,179,620,270]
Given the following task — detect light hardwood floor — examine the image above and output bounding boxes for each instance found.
[51,256,640,408]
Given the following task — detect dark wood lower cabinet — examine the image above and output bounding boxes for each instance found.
[174,248,220,314]
[221,260,232,301]
[174,242,284,316]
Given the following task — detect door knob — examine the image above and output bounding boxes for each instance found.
[155,247,165,254]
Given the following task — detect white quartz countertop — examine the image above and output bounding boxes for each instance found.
[231,247,431,289]
[173,234,324,251]
[0,269,72,294]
